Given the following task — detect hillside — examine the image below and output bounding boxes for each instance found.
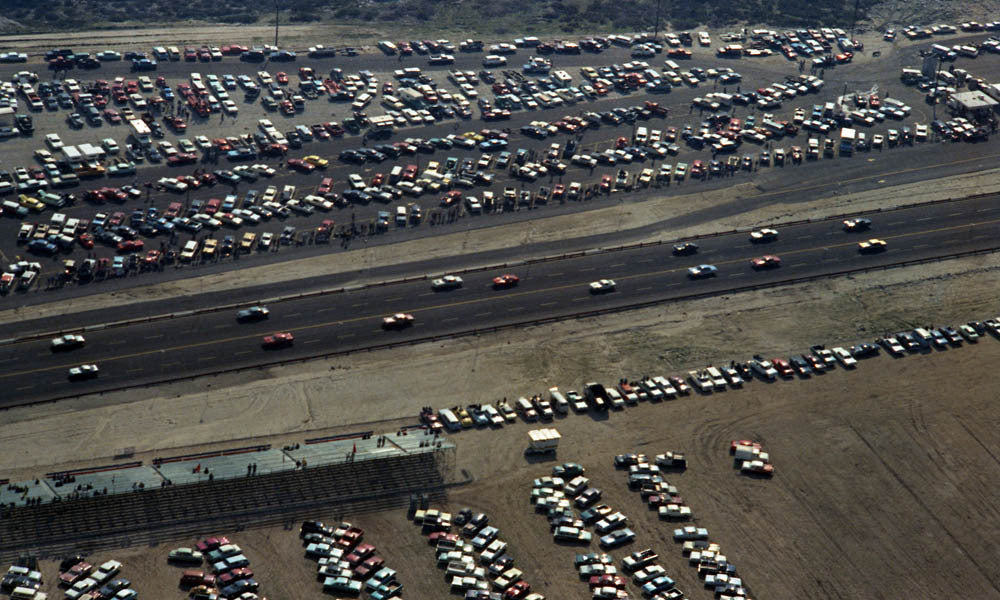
[0,0,880,36]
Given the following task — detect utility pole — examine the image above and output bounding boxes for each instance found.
[274,1,280,48]
[653,0,663,40]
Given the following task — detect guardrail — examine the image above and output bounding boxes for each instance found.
[17,243,1000,409]
[2,192,991,347]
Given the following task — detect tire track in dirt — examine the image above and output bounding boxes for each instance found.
[848,422,1000,595]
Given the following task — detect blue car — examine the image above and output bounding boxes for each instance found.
[479,138,508,151]
[27,239,58,255]
[599,527,635,549]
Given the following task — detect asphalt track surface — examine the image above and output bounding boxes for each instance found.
[3,195,1000,405]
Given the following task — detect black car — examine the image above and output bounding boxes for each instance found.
[850,343,880,358]
[300,520,331,537]
[221,579,258,598]
[97,578,131,599]
[672,242,698,256]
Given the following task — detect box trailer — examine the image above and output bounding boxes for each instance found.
[527,428,561,455]
[839,127,856,155]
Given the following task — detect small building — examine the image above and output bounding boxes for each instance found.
[949,90,999,118]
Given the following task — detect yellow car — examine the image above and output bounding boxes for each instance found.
[462,131,485,142]
[18,194,44,212]
[858,238,887,254]
[202,238,218,257]
[303,155,329,169]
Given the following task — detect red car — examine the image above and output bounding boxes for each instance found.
[77,233,95,249]
[287,158,315,173]
[492,274,520,288]
[382,313,414,329]
[551,184,565,200]
[615,136,628,149]
[118,240,144,253]
[323,122,345,136]
[427,532,458,545]
[588,574,626,589]
[318,178,334,194]
[195,536,230,552]
[262,332,294,348]
[772,358,794,378]
[276,71,289,85]
[217,567,253,586]
[345,543,376,567]
[750,254,781,269]
[353,555,385,579]
[600,175,612,192]
[335,526,364,550]
[730,440,762,453]
[59,562,92,585]
[311,124,330,140]
[505,581,531,600]
[144,250,162,265]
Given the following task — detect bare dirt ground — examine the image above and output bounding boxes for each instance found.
[22,316,1000,600]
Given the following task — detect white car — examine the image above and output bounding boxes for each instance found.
[158,177,188,192]
[194,135,213,151]
[222,99,239,115]
[51,334,85,350]
[192,214,222,228]
[68,364,99,380]
[672,526,709,541]
[348,173,366,190]
[177,138,197,153]
[251,163,276,177]
[589,279,616,293]
[432,275,464,290]
[45,133,63,150]
[750,228,778,242]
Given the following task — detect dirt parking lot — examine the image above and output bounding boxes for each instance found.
[22,326,1000,600]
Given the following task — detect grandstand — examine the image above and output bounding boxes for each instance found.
[0,434,458,561]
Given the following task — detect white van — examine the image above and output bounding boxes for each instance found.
[11,587,37,600]
[552,70,572,86]
[389,165,404,184]
[482,55,507,67]
[516,396,538,421]
[548,387,568,414]
[439,408,461,431]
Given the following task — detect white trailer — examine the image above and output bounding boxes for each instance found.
[526,428,561,455]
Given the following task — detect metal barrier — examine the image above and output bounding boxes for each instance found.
[18,244,1000,409]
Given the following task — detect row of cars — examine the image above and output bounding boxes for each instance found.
[531,463,637,551]
[613,451,754,599]
[412,507,542,600]
[59,558,135,600]
[168,537,261,600]
[613,452,693,519]
[531,462,689,600]
[299,519,401,599]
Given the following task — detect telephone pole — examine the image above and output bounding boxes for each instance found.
[274,1,280,48]
[653,0,663,40]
